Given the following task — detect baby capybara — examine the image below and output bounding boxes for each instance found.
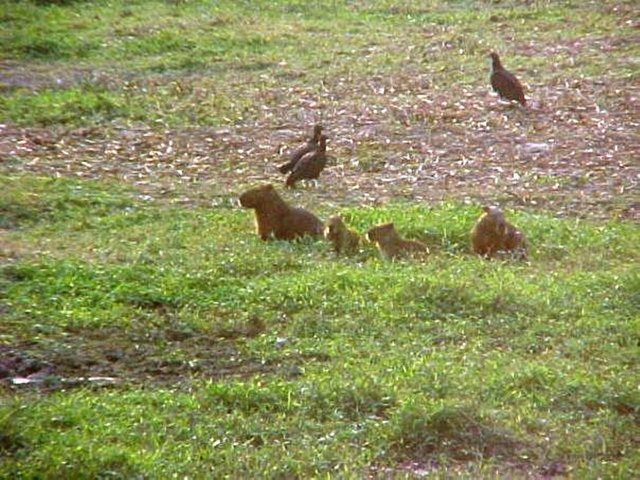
[470,205,527,259]
[324,216,360,255]
[366,222,429,261]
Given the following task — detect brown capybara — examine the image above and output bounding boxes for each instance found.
[470,205,527,259]
[366,222,429,261]
[324,216,360,255]
[239,184,323,241]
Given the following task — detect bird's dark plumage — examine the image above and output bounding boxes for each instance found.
[489,52,526,106]
[285,135,328,188]
[278,124,323,174]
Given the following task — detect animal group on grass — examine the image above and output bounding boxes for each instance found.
[240,52,529,261]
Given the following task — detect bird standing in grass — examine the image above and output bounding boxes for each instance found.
[278,124,323,174]
[489,52,526,106]
[285,134,328,188]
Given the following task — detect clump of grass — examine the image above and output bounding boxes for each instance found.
[0,86,149,126]
[0,175,134,228]
[388,401,526,461]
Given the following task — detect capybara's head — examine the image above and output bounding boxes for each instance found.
[324,216,345,241]
[366,223,395,243]
[239,184,276,208]
[482,206,507,235]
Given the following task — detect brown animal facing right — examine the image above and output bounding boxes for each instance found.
[366,223,429,261]
[470,206,527,259]
[278,124,323,174]
[489,52,526,106]
[239,184,323,241]
[324,216,360,255]
[285,134,328,188]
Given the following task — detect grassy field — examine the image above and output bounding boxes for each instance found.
[1,0,639,478]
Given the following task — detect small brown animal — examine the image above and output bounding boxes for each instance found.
[324,216,360,255]
[489,52,526,106]
[366,223,429,261]
[278,124,323,174]
[470,206,527,259]
[239,184,323,241]
[285,134,328,188]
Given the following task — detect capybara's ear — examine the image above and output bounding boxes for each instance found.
[265,184,274,190]
[483,206,491,213]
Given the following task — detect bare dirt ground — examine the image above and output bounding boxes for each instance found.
[0,314,324,392]
[1,69,638,220]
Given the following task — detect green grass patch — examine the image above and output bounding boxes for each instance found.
[2,0,637,126]
[1,174,638,477]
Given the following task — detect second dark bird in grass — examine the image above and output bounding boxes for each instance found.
[285,134,328,188]
[278,124,323,174]
[489,52,526,106]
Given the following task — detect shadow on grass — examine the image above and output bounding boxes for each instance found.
[0,313,326,393]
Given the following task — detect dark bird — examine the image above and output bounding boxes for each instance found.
[489,52,526,106]
[285,134,328,188]
[278,124,323,174]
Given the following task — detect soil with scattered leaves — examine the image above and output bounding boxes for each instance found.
[1,71,638,220]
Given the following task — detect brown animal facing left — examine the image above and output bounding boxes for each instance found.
[239,184,323,241]
[324,216,360,255]
[366,223,429,261]
[470,206,527,259]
